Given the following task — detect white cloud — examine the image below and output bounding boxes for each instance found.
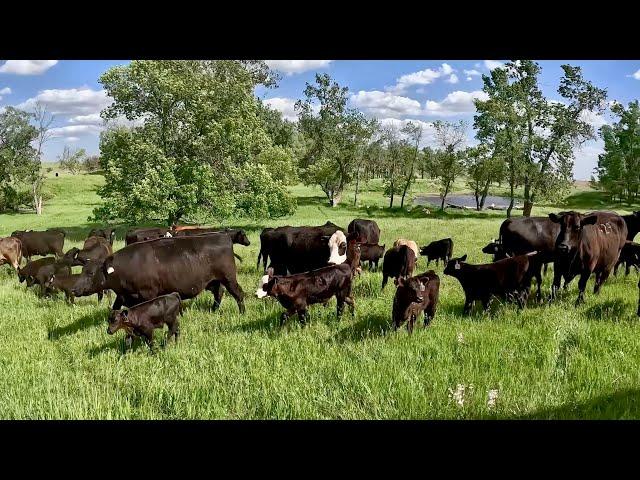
[580,109,608,129]
[68,113,104,125]
[446,74,459,84]
[65,137,80,142]
[17,88,112,116]
[49,124,102,138]
[484,60,504,71]
[575,140,604,180]
[0,60,58,75]
[263,97,299,122]
[464,69,481,77]
[0,87,11,95]
[466,77,472,81]
[424,90,489,116]
[351,90,423,118]
[265,60,332,75]
[627,69,640,80]
[388,63,455,93]
[377,118,436,147]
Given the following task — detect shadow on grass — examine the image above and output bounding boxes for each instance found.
[87,334,156,357]
[48,309,108,340]
[584,299,632,322]
[231,312,282,334]
[334,312,392,343]
[521,389,640,419]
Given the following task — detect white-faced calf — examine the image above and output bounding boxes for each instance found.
[107,292,182,352]
[392,270,440,333]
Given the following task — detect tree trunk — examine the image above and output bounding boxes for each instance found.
[440,184,450,211]
[479,178,491,210]
[389,190,394,209]
[507,181,515,218]
[523,179,532,217]
[522,201,533,217]
[331,191,342,207]
[35,196,42,215]
[354,169,360,206]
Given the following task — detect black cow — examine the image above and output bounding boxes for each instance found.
[419,238,453,267]
[11,229,65,260]
[359,243,385,270]
[444,253,540,314]
[256,227,277,271]
[392,270,440,333]
[347,219,380,244]
[173,228,250,246]
[18,257,56,286]
[382,245,416,289]
[255,240,360,326]
[44,273,81,304]
[263,222,348,275]
[107,292,182,352]
[88,228,116,246]
[124,227,172,245]
[614,241,640,276]
[623,211,640,241]
[549,211,628,306]
[33,261,72,296]
[72,234,245,313]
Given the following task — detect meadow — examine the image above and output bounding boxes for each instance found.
[0,170,639,419]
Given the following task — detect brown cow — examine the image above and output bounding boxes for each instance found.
[393,270,440,333]
[0,237,22,271]
[382,245,416,289]
[393,239,419,259]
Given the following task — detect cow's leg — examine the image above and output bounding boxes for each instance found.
[614,261,621,276]
[550,264,563,301]
[543,263,548,275]
[220,276,245,314]
[407,314,415,334]
[625,262,631,277]
[344,296,355,316]
[208,280,224,312]
[481,296,491,312]
[124,334,133,351]
[463,296,473,315]
[336,297,345,320]
[297,308,309,326]
[595,269,611,295]
[576,271,590,306]
[112,295,124,311]
[381,274,388,290]
[425,302,436,327]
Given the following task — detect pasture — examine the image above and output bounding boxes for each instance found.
[1,172,639,419]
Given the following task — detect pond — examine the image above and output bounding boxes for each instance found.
[413,194,521,210]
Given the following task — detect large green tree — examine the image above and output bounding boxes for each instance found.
[296,73,374,207]
[93,60,295,226]
[428,120,468,211]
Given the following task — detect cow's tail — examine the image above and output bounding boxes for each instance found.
[256,249,262,269]
[234,253,243,263]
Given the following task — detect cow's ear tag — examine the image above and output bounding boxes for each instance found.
[107,266,115,274]
[420,283,425,291]
[455,262,461,270]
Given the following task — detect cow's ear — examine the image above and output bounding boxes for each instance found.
[549,213,561,223]
[266,267,274,277]
[581,215,598,227]
[460,254,467,262]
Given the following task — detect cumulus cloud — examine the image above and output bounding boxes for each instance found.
[68,113,104,125]
[0,60,58,75]
[484,60,504,71]
[446,74,459,84]
[17,88,112,116]
[65,137,80,142]
[377,118,436,147]
[351,90,423,118]
[265,60,332,75]
[0,87,11,95]
[574,140,604,180]
[263,97,299,121]
[627,69,640,80]
[49,124,103,138]
[424,90,489,116]
[464,69,481,77]
[579,109,608,129]
[388,63,455,93]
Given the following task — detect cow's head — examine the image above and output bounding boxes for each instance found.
[482,239,507,261]
[107,309,129,335]
[17,267,27,283]
[444,254,468,277]
[326,230,348,265]
[233,230,251,247]
[60,247,82,266]
[71,259,108,297]
[256,267,279,299]
[397,276,427,304]
[549,211,598,254]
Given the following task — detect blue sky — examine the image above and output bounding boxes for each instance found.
[1,60,639,179]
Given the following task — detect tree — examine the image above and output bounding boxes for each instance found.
[296,73,374,207]
[595,100,640,202]
[380,125,404,208]
[429,120,468,211]
[399,121,423,208]
[464,143,505,210]
[0,107,39,212]
[83,154,102,172]
[354,123,381,206]
[93,60,295,226]
[58,146,86,174]
[31,101,54,214]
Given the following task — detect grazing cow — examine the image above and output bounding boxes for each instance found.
[255,240,361,326]
[347,219,380,244]
[18,257,56,286]
[173,227,250,246]
[76,236,113,265]
[44,273,81,304]
[393,239,419,259]
[419,238,453,267]
[392,270,440,333]
[0,237,22,271]
[549,210,628,306]
[72,233,245,313]
[359,243,385,270]
[125,227,172,246]
[11,229,65,260]
[33,261,72,296]
[88,228,116,246]
[444,253,540,314]
[107,292,182,352]
[614,241,640,276]
[263,222,349,275]
[382,245,416,289]
[256,227,277,271]
[623,211,640,241]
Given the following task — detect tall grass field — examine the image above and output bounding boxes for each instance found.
[0,171,639,419]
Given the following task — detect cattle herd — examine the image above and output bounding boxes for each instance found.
[0,210,639,352]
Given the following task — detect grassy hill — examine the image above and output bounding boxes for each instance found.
[0,173,639,419]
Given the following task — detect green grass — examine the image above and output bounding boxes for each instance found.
[0,173,639,419]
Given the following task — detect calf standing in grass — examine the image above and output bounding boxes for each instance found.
[392,270,440,333]
[107,292,182,352]
[382,245,416,289]
[255,240,361,326]
[614,241,640,276]
[45,273,81,304]
[359,243,385,270]
[444,253,539,314]
[419,238,453,267]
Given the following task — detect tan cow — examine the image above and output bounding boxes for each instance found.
[393,238,419,259]
[0,237,23,271]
